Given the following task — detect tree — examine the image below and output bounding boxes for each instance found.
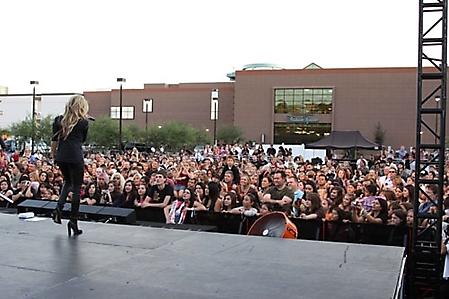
[217,124,243,144]
[86,115,120,149]
[374,122,386,146]
[9,114,54,149]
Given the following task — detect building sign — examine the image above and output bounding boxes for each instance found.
[287,115,319,124]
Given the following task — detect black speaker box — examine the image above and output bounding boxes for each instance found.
[98,207,136,224]
[17,200,51,214]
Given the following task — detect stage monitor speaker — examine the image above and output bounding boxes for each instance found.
[78,205,106,221]
[17,200,52,214]
[98,206,136,224]
[247,212,298,239]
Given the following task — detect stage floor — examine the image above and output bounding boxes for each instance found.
[0,212,405,299]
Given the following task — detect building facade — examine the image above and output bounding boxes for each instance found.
[82,66,443,150]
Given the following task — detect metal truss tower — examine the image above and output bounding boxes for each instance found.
[413,0,447,297]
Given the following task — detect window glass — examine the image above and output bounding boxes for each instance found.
[110,106,135,120]
[274,88,333,115]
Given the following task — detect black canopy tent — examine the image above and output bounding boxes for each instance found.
[305,131,379,150]
[305,131,379,168]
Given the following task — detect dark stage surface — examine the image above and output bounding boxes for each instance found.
[0,213,405,299]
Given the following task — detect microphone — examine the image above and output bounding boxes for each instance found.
[87,116,95,121]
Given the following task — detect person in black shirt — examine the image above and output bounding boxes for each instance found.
[51,95,90,236]
[144,170,174,208]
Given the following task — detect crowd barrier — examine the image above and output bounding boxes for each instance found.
[133,207,411,248]
[7,199,412,249]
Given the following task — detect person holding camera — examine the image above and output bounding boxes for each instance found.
[11,175,36,207]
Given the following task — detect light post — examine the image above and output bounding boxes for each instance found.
[210,89,219,146]
[143,98,153,131]
[435,96,440,144]
[117,78,126,151]
[30,81,39,153]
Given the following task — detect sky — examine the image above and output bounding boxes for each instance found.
[1,0,421,94]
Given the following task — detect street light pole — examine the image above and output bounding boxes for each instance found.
[30,81,39,153]
[117,78,126,151]
[210,89,219,146]
[143,98,153,131]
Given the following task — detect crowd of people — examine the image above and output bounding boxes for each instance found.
[0,143,446,231]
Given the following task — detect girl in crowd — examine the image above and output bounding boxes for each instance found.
[229,193,258,217]
[113,179,138,208]
[100,181,121,206]
[194,182,207,203]
[35,182,55,200]
[134,183,150,208]
[335,167,350,189]
[0,179,13,205]
[299,192,325,221]
[328,186,344,207]
[166,188,206,224]
[202,181,222,212]
[352,197,388,225]
[174,160,192,199]
[406,209,414,227]
[381,189,397,203]
[96,171,109,194]
[81,182,100,205]
[389,209,407,226]
[403,184,415,204]
[29,172,40,193]
[237,173,256,202]
[394,186,405,202]
[257,175,273,200]
[304,180,317,194]
[221,192,238,212]
[321,198,333,221]
[339,193,355,215]
[258,202,274,216]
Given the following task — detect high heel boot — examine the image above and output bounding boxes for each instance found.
[67,219,83,237]
[51,207,62,224]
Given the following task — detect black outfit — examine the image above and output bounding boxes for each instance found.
[266,147,276,157]
[52,116,89,222]
[148,184,174,204]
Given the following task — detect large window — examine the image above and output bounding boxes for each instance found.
[274,88,332,114]
[110,106,135,119]
[274,123,331,144]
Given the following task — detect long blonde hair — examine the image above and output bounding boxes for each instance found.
[60,95,89,140]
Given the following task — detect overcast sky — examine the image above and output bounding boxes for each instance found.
[1,0,421,94]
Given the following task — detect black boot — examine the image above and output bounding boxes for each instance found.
[67,219,83,237]
[51,207,62,224]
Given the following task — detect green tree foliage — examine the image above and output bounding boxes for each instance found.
[142,121,212,152]
[9,116,215,153]
[86,115,120,149]
[374,122,386,146]
[217,124,243,144]
[9,114,53,147]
